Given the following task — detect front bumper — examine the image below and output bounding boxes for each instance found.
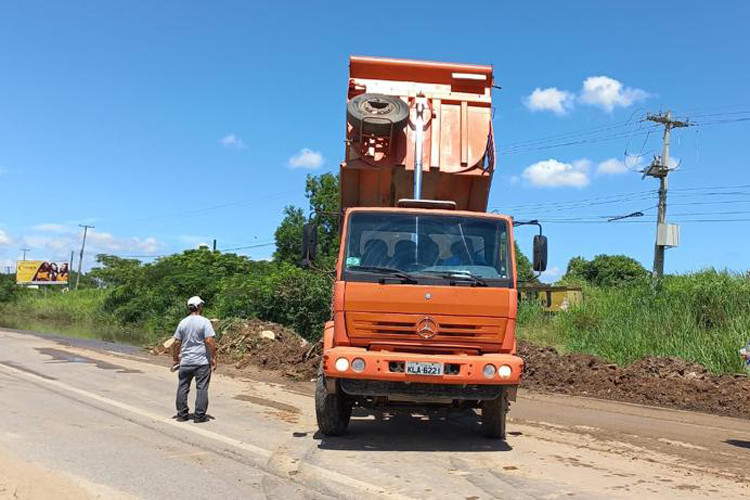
[322,346,523,385]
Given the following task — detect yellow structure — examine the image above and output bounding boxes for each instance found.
[519,285,582,312]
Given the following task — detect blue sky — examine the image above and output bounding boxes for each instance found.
[1,1,748,280]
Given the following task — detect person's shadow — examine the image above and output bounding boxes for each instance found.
[172,413,216,423]
[725,439,750,449]
[315,408,513,452]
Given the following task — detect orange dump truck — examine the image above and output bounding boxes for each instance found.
[303,56,548,439]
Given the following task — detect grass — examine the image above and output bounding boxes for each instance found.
[0,288,159,345]
[516,269,750,375]
[0,288,108,322]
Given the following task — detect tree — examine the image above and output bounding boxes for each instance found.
[273,206,305,264]
[273,173,340,266]
[515,242,537,283]
[562,254,648,287]
[89,255,143,287]
[306,173,340,262]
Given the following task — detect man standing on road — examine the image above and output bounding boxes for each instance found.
[173,296,217,423]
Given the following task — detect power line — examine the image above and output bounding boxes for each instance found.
[499,120,637,149]
[107,189,297,224]
[494,189,656,211]
[500,127,659,155]
[106,240,276,259]
[220,241,275,252]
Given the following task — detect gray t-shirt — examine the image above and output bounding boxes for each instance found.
[174,315,216,366]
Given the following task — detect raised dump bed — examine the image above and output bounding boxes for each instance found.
[341,56,495,212]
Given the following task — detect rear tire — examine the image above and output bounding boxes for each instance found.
[315,369,352,436]
[481,388,508,439]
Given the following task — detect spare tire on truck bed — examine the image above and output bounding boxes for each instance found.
[346,93,409,136]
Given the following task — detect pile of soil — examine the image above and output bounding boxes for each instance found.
[519,340,750,419]
[153,320,750,418]
[216,319,321,380]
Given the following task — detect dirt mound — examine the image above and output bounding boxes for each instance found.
[152,320,750,418]
[216,319,321,380]
[519,340,750,419]
[150,318,322,380]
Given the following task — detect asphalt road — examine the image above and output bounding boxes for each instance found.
[1,328,749,499]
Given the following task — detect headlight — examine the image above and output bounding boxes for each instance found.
[483,364,496,378]
[498,365,512,379]
[335,358,349,372]
[351,358,366,373]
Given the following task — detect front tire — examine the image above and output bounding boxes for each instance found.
[481,388,508,439]
[315,369,352,436]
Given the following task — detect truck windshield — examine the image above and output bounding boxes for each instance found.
[343,212,511,285]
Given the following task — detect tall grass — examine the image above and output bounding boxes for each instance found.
[517,269,750,374]
[0,288,108,323]
[0,289,158,345]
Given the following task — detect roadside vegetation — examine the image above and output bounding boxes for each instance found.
[1,175,748,374]
[517,257,750,375]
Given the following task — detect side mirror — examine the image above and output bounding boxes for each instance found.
[301,223,318,267]
[533,234,548,272]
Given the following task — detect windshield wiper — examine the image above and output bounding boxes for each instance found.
[422,270,488,287]
[348,265,418,284]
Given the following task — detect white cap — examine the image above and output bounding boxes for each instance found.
[187,296,204,308]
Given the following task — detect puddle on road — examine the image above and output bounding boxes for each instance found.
[0,316,151,347]
[0,360,58,380]
[35,347,142,374]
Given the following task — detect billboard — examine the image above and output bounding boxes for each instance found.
[16,260,70,285]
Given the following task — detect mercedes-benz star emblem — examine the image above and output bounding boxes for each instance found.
[416,316,438,339]
[425,293,431,300]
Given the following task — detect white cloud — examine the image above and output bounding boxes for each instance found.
[21,235,72,254]
[288,148,324,169]
[18,229,162,263]
[524,76,648,115]
[0,229,12,246]
[524,87,575,115]
[596,158,629,175]
[219,133,246,150]
[87,231,161,254]
[522,158,591,188]
[579,76,648,112]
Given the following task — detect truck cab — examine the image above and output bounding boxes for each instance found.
[307,56,546,439]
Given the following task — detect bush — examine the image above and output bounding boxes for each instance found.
[0,274,24,303]
[562,254,649,287]
[217,263,332,341]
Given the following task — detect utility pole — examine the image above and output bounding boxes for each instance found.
[68,250,74,283]
[20,248,30,260]
[212,239,217,252]
[643,111,689,281]
[76,224,95,290]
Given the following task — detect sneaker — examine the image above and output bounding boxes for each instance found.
[193,416,209,424]
[174,415,189,422]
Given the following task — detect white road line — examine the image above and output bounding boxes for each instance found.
[0,362,413,500]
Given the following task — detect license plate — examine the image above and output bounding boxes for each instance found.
[406,361,444,376]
